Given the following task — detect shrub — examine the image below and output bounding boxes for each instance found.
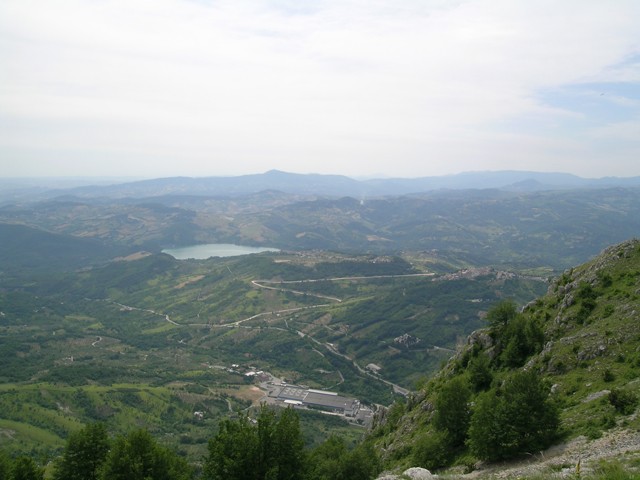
[412,430,452,471]
[433,376,471,447]
[585,422,603,440]
[468,371,559,461]
[601,412,616,430]
[608,388,638,415]
[603,369,616,383]
[467,353,492,392]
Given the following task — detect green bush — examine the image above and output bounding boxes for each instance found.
[412,430,452,471]
[608,388,638,415]
[468,371,559,461]
[433,376,471,447]
[603,369,616,383]
[603,304,615,318]
[466,352,493,392]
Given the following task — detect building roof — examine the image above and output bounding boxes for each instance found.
[275,384,358,412]
[304,391,357,411]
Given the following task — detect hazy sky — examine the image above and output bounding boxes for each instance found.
[1,0,639,179]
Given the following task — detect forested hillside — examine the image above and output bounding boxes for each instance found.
[0,404,379,480]
[2,186,640,271]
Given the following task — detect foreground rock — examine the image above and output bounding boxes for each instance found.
[377,467,437,479]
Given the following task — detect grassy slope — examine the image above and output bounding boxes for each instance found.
[374,239,640,476]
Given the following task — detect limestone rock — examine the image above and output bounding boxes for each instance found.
[375,467,437,480]
[402,467,437,479]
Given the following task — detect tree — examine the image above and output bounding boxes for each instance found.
[412,430,451,471]
[10,457,43,480]
[466,390,505,461]
[204,406,305,480]
[0,450,11,480]
[100,429,191,480]
[486,300,518,337]
[468,370,559,461]
[257,407,277,480]
[204,414,259,480]
[307,436,380,480]
[609,388,638,415]
[53,423,109,480]
[271,407,305,480]
[341,441,380,480]
[307,436,347,480]
[433,376,471,447]
[466,352,493,392]
[499,316,544,367]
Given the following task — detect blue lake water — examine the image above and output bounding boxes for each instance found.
[162,243,279,259]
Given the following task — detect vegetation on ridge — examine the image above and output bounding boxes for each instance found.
[372,239,640,476]
[0,407,381,480]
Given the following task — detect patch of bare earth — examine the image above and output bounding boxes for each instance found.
[220,386,266,405]
[114,251,152,262]
[461,429,640,479]
[175,275,205,289]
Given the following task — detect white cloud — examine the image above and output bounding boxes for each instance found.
[590,119,640,141]
[0,0,639,177]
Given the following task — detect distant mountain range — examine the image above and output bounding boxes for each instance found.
[2,170,640,202]
[2,170,640,274]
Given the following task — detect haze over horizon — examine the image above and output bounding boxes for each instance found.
[1,0,639,180]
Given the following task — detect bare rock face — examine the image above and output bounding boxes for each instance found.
[467,330,493,350]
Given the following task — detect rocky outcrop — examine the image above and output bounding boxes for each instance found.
[377,467,437,479]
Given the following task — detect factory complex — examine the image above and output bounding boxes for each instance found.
[265,383,373,425]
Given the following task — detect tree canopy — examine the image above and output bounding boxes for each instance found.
[100,429,192,480]
[468,370,559,460]
[53,422,109,480]
[204,406,306,480]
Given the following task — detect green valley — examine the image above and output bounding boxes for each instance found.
[0,248,548,461]
[1,172,640,478]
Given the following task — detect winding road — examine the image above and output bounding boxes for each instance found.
[108,272,440,397]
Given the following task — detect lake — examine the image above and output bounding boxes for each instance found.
[162,243,280,260]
